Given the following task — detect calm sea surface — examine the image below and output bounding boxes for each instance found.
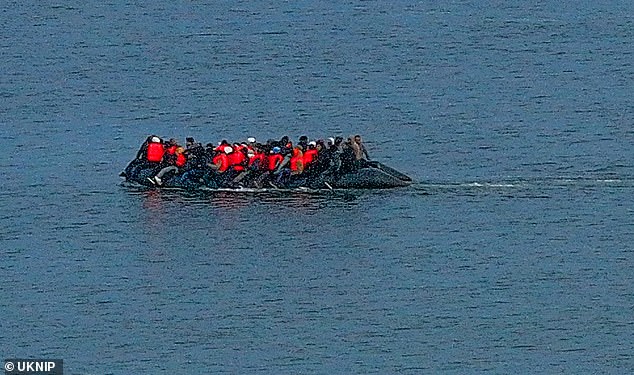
[1,1,633,373]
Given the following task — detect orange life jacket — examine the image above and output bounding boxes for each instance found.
[175,153,187,167]
[146,142,165,162]
[166,145,177,155]
[212,153,230,172]
[228,151,246,171]
[290,148,304,172]
[303,149,318,166]
[248,152,266,169]
[267,154,284,171]
[215,144,229,152]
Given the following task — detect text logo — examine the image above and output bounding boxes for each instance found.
[4,359,63,375]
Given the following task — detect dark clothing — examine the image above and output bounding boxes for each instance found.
[339,145,357,174]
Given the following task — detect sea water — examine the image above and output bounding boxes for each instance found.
[1,1,633,373]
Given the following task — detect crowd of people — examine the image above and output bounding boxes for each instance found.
[122,134,372,188]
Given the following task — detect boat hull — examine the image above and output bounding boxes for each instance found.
[121,160,412,190]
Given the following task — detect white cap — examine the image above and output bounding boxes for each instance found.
[151,136,161,143]
[224,146,233,154]
[247,137,256,143]
[309,141,316,146]
[327,137,335,144]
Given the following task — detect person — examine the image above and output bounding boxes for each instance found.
[247,146,266,171]
[339,137,357,174]
[305,140,327,179]
[215,139,231,153]
[289,145,304,176]
[186,137,196,149]
[255,146,284,188]
[353,134,370,160]
[347,136,361,158]
[274,137,293,173]
[228,144,247,172]
[149,147,187,185]
[184,140,207,170]
[146,136,166,163]
[268,147,284,171]
[211,146,232,173]
[298,135,309,151]
[232,145,266,186]
[165,138,179,156]
[303,141,318,168]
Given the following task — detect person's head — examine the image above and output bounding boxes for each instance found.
[308,141,316,149]
[247,137,256,144]
[272,146,281,154]
[334,136,343,145]
[354,134,362,143]
[224,146,233,154]
[168,138,178,146]
[299,135,308,143]
[151,136,161,143]
[175,147,185,154]
[280,136,289,144]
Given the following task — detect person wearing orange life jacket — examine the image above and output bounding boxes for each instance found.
[215,140,230,153]
[228,144,247,172]
[231,145,264,186]
[254,146,284,188]
[146,136,165,163]
[175,148,187,168]
[165,138,178,156]
[303,141,318,168]
[289,146,304,175]
[248,147,266,170]
[150,147,188,186]
[267,147,284,171]
[211,146,232,173]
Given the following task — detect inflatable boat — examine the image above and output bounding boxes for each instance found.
[120,160,412,190]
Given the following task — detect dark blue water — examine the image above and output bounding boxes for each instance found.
[1,1,633,373]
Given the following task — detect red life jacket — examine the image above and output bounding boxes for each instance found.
[228,151,246,171]
[212,153,230,172]
[290,149,304,172]
[267,154,284,171]
[175,153,187,167]
[215,144,229,152]
[147,142,165,162]
[166,145,177,155]
[303,149,318,166]
[248,152,265,169]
